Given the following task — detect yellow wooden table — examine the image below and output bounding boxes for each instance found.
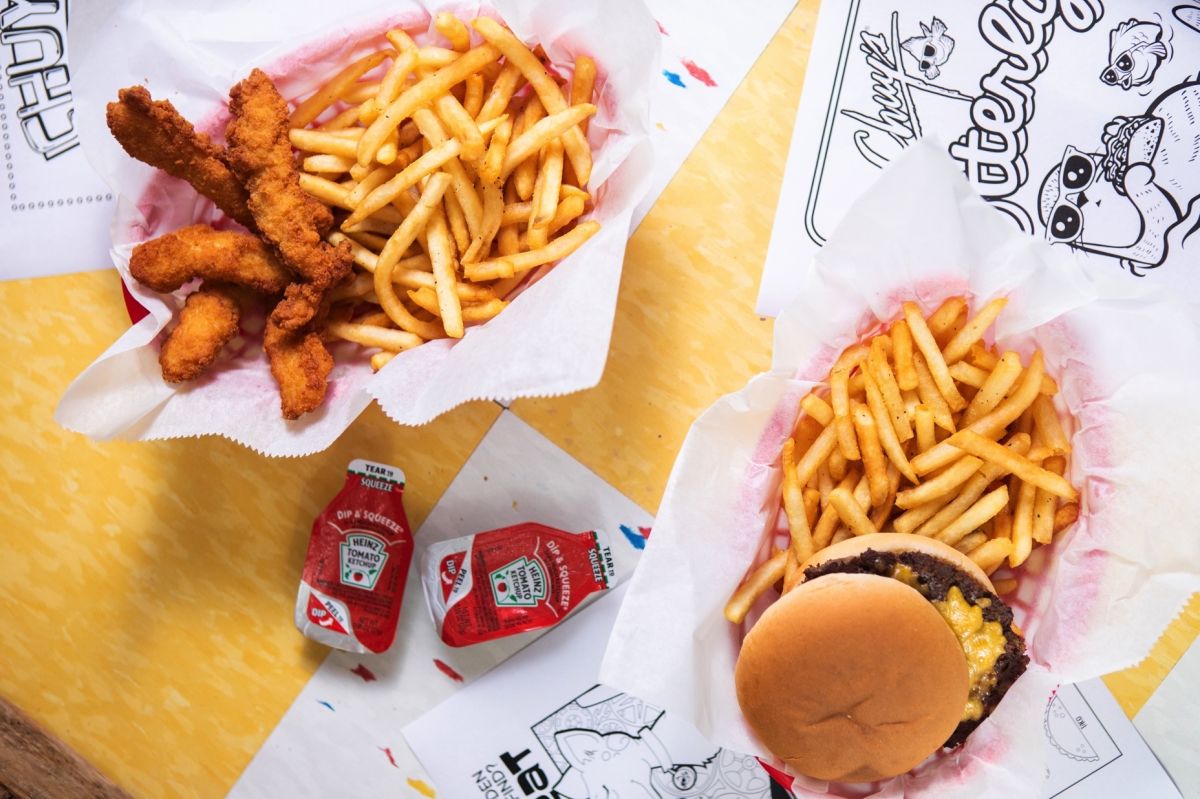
[0,3,1195,796]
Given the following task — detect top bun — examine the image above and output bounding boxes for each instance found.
[800,532,995,592]
[735,570,971,782]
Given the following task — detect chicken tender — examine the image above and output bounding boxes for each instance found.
[225,68,352,330]
[270,282,330,331]
[129,224,292,295]
[159,283,242,383]
[264,316,334,420]
[107,86,255,230]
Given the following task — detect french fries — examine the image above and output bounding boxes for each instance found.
[894,456,982,510]
[863,369,917,483]
[891,320,917,391]
[961,351,1021,426]
[724,549,787,624]
[831,362,861,461]
[287,16,602,366]
[290,50,390,128]
[942,297,1007,364]
[781,439,815,564]
[947,430,1078,501]
[968,538,1013,576]
[869,336,913,443]
[801,392,835,427]
[904,302,966,412]
[927,297,967,345]
[727,297,1081,615]
[829,486,877,537]
[472,16,593,184]
[934,485,1009,546]
[852,403,888,506]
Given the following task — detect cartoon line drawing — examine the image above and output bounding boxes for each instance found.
[1174,5,1200,37]
[901,17,954,80]
[1100,19,1168,90]
[1039,77,1200,275]
[1044,693,1100,763]
[839,12,972,171]
[532,686,778,799]
[1,0,79,160]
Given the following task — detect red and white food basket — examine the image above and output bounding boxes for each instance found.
[57,0,657,456]
[601,140,1200,798]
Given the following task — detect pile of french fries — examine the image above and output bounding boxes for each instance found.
[291,13,601,369]
[726,297,1080,624]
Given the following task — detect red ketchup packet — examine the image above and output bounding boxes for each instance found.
[421,522,616,647]
[295,460,413,654]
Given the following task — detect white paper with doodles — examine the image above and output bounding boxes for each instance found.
[758,0,1200,316]
[0,0,116,280]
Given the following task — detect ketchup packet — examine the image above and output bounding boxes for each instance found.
[421,522,616,647]
[295,460,414,654]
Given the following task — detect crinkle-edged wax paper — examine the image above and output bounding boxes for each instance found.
[601,139,1200,798]
[57,0,656,456]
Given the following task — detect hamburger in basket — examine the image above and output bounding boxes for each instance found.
[725,294,1073,782]
[600,141,1200,797]
[736,533,1027,783]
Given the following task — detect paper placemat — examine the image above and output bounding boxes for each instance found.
[758,0,1200,316]
[227,411,652,796]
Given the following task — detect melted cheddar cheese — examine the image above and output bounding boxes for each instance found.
[891,563,923,591]
[890,566,1007,722]
[933,586,1006,720]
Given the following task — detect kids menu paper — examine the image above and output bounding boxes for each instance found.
[758,0,1200,316]
[1,0,115,279]
[404,586,1181,799]
[404,584,784,799]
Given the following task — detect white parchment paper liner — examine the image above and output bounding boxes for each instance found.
[601,139,1200,797]
[57,0,657,456]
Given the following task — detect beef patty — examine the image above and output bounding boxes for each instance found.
[803,548,1028,747]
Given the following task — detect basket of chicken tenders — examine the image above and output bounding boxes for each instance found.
[57,0,656,455]
[601,141,1200,798]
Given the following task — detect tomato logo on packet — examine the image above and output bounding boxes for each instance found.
[295,460,413,654]
[340,532,389,589]
[489,556,548,607]
[420,522,616,647]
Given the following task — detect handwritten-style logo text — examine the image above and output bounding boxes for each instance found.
[2,0,78,160]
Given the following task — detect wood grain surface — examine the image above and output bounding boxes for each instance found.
[1,695,131,799]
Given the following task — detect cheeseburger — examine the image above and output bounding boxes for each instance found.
[734,533,1028,783]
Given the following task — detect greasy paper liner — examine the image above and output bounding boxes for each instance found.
[57,0,657,456]
[601,140,1200,798]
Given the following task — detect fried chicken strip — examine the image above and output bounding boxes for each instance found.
[106,86,255,230]
[129,224,292,295]
[264,316,334,420]
[270,282,330,331]
[159,283,243,383]
[225,69,352,330]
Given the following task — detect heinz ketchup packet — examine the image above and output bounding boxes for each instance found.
[421,522,615,647]
[296,460,414,654]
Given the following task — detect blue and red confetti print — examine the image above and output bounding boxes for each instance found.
[619,524,652,550]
